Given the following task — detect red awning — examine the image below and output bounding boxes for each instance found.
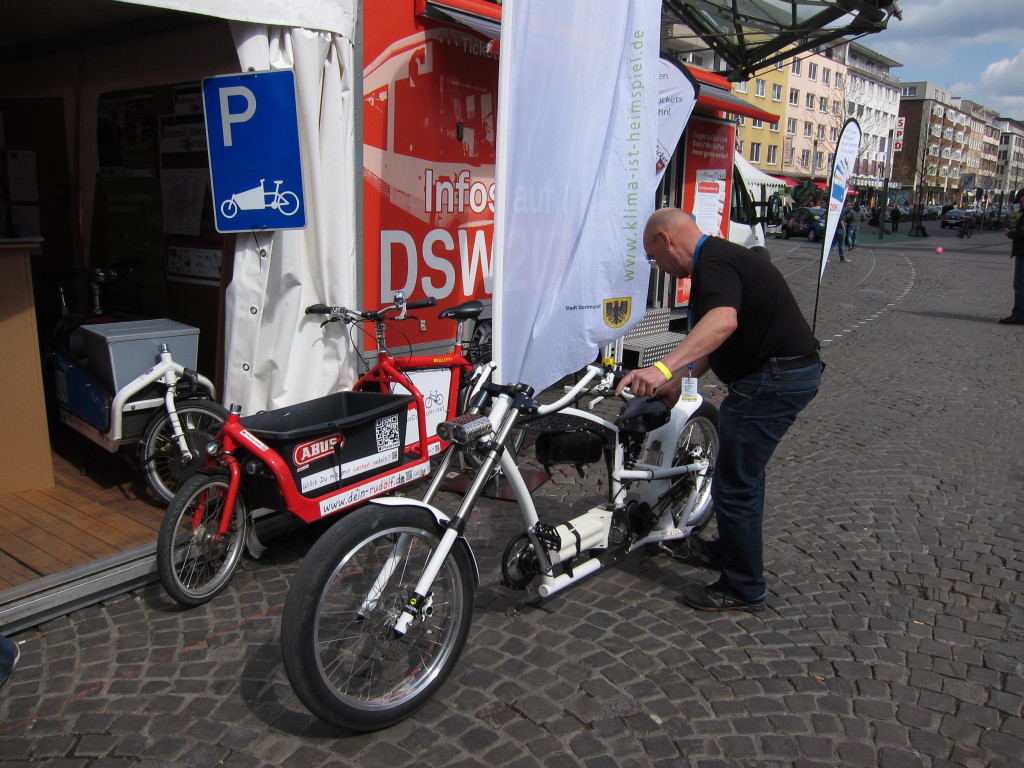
[814,181,828,190]
[687,66,781,124]
[772,175,797,187]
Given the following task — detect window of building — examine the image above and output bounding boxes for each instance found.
[817,124,826,139]
[752,118,763,129]
[769,121,779,133]
[767,145,778,165]
[792,59,802,75]
[755,79,766,97]
[806,93,815,109]
[735,80,748,94]
[822,68,831,86]
[772,83,783,101]
[830,126,838,141]
[808,62,818,81]
[801,148,811,167]
[835,73,843,88]
[789,88,800,105]
[819,97,828,112]
[787,117,797,134]
[804,121,813,137]
[750,142,762,162]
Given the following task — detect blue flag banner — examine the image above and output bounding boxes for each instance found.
[820,118,862,280]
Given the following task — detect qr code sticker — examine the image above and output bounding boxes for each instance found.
[375,414,401,451]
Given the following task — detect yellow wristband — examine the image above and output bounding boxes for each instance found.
[653,361,673,381]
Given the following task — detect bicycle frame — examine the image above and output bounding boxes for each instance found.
[389,365,712,635]
[56,345,217,454]
[200,299,487,527]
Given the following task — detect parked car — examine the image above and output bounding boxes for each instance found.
[940,209,970,229]
[782,206,827,241]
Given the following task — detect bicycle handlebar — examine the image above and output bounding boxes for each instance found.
[304,296,439,323]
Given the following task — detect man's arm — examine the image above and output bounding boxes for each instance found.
[615,306,737,397]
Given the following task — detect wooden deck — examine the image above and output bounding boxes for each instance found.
[0,429,163,592]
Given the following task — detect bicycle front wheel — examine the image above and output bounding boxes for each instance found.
[282,504,475,732]
[157,470,248,606]
[141,399,227,504]
[675,402,720,530]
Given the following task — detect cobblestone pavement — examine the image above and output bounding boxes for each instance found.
[2,228,1022,767]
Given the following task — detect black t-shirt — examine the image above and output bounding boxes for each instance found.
[691,237,819,384]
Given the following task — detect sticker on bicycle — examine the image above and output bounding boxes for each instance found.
[292,433,344,471]
[317,462,432,517]
[239,429,270,453]
[301,448,401,494]
[375,414,402,451]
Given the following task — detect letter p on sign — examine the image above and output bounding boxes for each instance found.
[219,86,256,147]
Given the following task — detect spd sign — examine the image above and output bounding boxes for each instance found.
[202,70,306,233]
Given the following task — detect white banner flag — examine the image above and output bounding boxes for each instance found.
[820,118,862,280]
[492,0,661,392]
[656,58,696,185]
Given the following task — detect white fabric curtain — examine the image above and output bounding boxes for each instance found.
[222,23,359,413]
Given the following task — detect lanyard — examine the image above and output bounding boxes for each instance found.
[686,235,710,332]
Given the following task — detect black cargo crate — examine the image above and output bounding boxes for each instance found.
[240,391,414,499]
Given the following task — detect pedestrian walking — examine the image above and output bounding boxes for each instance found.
[999,188,1024,325]
[618,207,823,612]
[846,203,864,250]
[890,205,901,233]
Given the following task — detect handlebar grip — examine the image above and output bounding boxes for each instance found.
[407,297,438,310]
[305,304,331,315]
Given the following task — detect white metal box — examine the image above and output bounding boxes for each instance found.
[81,319,200,393]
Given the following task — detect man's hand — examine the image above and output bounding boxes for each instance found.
[616,366,674,398]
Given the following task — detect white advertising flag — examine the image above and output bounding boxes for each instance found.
[820,118,862,280]
[492,0,661,392]
[656,58,696,185]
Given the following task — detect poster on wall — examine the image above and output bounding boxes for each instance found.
[681,117,733,238]
[361,6,499,350]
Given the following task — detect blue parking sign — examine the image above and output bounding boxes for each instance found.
[203,70,306,233]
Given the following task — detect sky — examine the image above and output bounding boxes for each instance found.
[861,0,1024,119]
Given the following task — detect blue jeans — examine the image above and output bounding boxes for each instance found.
[847,225,860,249]
[712,361,823,601]
[0,634,17,686]
[832,233,847,261]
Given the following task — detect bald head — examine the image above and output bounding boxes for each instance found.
[644,207,703,278]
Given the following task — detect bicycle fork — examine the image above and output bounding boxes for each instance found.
[392,392,521,637]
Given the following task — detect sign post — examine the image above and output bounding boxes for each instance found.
[202,70,306,233]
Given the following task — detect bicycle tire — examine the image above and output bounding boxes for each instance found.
[141,399,228,504]
[674,402,719,530]
[279,191,300,216]
[157,470,249,607]
[282,504,475,731]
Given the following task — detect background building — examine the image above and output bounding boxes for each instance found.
[830,40,902,202]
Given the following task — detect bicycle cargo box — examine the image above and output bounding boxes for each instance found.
[81,319,199,393]
[240,391,414,498]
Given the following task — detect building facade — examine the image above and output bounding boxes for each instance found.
[895,82,976,206]
[830,40,902,198]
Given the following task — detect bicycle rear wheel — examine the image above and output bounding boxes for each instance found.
[674,403,719,529]
[282,504,475,731]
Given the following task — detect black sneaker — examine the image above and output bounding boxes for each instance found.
[998,315,1024,325]
[682,581,766,613]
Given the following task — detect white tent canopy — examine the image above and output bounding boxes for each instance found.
[734,150,784,196]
